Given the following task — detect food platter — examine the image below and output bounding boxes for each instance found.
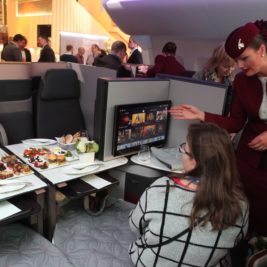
[22,147,71,171]
[0,154,33,180]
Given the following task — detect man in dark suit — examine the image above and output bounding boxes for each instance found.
[93,41,131,77]
[19,36,31,62]
[37,35,55,62]
[127,36,143,64]
[60,45,78,63]
[2,34,24,62]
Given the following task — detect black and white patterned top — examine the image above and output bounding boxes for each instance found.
[129,176,248,267]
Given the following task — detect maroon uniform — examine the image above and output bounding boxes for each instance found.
[205,71,267,235]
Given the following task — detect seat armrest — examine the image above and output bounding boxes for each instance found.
[0,123,8,145]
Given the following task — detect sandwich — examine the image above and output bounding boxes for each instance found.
[0,170,14,179]
[47,153,57,165]
[57,154,66,165]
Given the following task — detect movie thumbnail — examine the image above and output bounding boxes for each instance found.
[156,110,168,121]
[132,113,146,125]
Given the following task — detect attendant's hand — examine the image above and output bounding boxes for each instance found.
[248,131,267,151]
[169,104,205,121]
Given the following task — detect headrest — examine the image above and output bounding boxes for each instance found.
[225,22,260,59]
[41,69,80,100]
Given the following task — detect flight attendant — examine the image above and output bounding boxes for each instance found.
[169,20,267,236]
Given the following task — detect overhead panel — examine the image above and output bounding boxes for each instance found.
[104,0,267,38]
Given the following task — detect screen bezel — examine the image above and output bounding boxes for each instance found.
[112,100,172,156]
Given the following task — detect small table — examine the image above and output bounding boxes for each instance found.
[131,147,183,174]
[6,143,128,240]
[0,148,47,234]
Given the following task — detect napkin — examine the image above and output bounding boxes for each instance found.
[151,147,182,171]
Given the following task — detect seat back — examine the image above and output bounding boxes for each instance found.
[0,63,34,144]
[36,69,85,138]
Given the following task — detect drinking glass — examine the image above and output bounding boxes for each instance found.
[79,130,89,142]
[138,145,151,162]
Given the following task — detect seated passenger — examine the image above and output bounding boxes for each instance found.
[93,41,131,77]
[129,123,248,267]
[145,41,186,77]
[193,43,236,86]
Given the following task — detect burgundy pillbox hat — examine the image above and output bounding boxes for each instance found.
[225,22,260,59]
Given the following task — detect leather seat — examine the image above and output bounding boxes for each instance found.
[36,69,85,138]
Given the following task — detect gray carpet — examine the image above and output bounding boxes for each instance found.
[54,198,136,267]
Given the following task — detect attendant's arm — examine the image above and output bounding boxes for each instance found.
[169,104,205,121]
[129,189,149,236]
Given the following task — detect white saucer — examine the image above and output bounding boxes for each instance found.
[63,164,100,175]
[22,138,57,147]
[0,180,26,193]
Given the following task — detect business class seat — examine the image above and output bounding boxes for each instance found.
[54,199,135,267]
[0,224,74,267]
[0,79,34,144]
[36,69,85,138]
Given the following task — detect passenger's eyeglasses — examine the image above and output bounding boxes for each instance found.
[178,142,193,157]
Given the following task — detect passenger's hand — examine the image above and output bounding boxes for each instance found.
[123,64,132,71]
[138,65,149,74]
[169,104,205,121]
[248,131,267,151]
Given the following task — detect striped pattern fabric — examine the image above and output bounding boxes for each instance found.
[129,177,248,267]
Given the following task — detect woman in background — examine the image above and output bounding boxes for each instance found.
[170,20,267,237]
[193,43,236,86]
[145,41,185,77]
[129,123,248,267]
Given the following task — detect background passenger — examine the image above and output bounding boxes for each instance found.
[76,47,85,64]
[193,43,236,86]
[60,44,78,63]
[145,41,185,77]
[93,40,131,77]
[18,35,31,62]
[2,34,24,62]
[129,123,248,267]
[37,35,56,62]
[127,36,143,64]
[86,44,105,65]
[170,20,267,237]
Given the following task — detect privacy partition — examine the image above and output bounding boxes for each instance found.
[94,77,228,161]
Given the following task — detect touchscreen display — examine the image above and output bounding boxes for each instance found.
[112,100,171,156]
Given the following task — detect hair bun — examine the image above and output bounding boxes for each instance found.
[255,20,267,38]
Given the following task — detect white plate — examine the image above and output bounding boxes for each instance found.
[22,138,57,147]
[65,156,79,162]
[0,181,26,193]
[63,164,100,175]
